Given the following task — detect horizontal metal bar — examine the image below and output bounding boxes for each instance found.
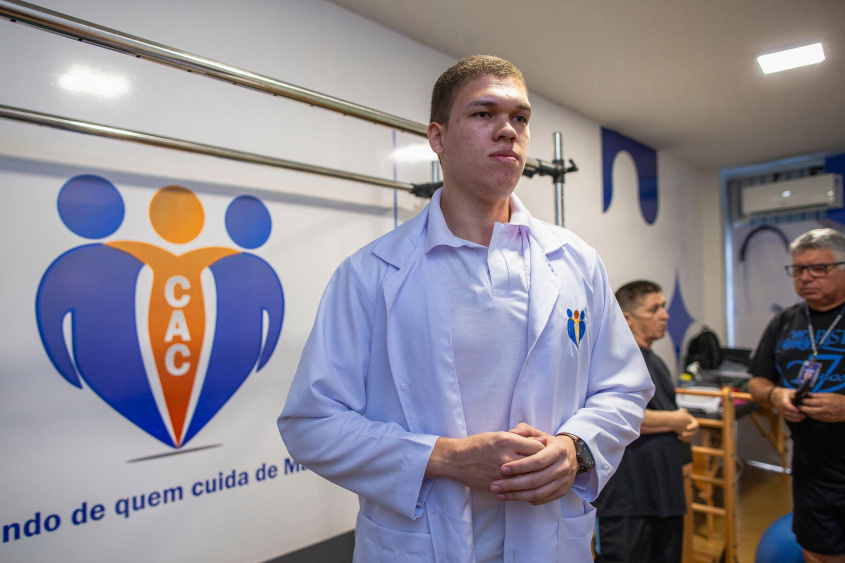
[0,104,414,192]
[524,157,559,179]
[0,0,553,178]
[0,0,427,136]
[743,459,790,474]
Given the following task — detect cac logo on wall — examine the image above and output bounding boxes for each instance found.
[35,175,284,449]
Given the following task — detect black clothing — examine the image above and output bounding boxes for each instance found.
[749,303,845,484]
[592,347,686,563]
[594,515,683,563]
[750,302,845,554]
[792,473,845,555]
[592,347,687,518]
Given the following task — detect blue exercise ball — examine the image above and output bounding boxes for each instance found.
[755,513,803,563]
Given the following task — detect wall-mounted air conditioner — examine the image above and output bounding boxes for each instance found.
[741,173,843,217]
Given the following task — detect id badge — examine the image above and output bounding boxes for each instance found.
[798,360,822,384]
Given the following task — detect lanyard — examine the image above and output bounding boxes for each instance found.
[805,303,845,360]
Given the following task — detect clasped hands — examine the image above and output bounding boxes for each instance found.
[674,408,699,443]
[425,422,579,506]
[770,386,845,424]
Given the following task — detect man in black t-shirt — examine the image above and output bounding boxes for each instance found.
[749,228,845,563]
[593,280,699,563]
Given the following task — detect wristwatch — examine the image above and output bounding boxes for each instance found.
[559,433,595,474]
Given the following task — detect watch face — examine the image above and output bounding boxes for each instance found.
[570,436,594,473]
[578,440,595,468]
[561,433,594,473]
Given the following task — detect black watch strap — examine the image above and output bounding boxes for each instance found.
[560,432,595,474]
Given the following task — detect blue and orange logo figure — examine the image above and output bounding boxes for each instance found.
[567,308,586,348]
[35,175,284,449]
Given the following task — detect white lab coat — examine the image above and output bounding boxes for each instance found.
[279,194,653,562]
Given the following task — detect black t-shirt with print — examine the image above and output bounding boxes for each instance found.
[749,303,845,484]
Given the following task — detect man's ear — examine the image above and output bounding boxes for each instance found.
[622,311,634,327]
[427,122,445,155]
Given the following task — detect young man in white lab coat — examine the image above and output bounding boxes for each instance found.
[279,55,653,562]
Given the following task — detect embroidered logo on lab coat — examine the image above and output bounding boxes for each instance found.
[567,309,586,348]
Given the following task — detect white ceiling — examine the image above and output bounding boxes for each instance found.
[329,0,845,171]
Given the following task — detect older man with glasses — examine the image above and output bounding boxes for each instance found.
[749,228,845,563]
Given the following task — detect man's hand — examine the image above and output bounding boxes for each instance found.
[798,392,845,423]
[675,408,699,443]
[770,387,807,423]
[487,423,579,506]
[425,431,545,491]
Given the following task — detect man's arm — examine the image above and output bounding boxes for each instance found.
[750,375,845,423]
[279,258,440,520]
[749,376,806,423]
[489,409,699,506]
[640,408,699,443]
[747,308,809,423]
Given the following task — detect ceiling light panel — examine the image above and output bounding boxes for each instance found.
[757,43,825,74]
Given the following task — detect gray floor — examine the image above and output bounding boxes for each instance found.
[266,531,354,563]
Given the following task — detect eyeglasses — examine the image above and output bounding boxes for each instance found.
[785,262,845,278]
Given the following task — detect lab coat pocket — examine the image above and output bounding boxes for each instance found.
[354,512,436,563]
[556,504,596,562]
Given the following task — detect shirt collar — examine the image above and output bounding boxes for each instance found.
[424,188,532,253]
[508,192,531,231]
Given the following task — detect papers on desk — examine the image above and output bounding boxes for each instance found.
[676,386,722,414]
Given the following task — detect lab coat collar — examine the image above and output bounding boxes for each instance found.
[371,204,428,270]
[371,187,570,269]
[423,188,534,253]
[424,189,470,252]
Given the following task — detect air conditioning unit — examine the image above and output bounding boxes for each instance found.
[741,173,843,217]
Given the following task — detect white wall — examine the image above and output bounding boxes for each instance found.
[700,169,727,343]
[0,0,723,561]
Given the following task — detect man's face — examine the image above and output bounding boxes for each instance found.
[427,74,531,205]
[792,248,845,311]
[625,292,669,349]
